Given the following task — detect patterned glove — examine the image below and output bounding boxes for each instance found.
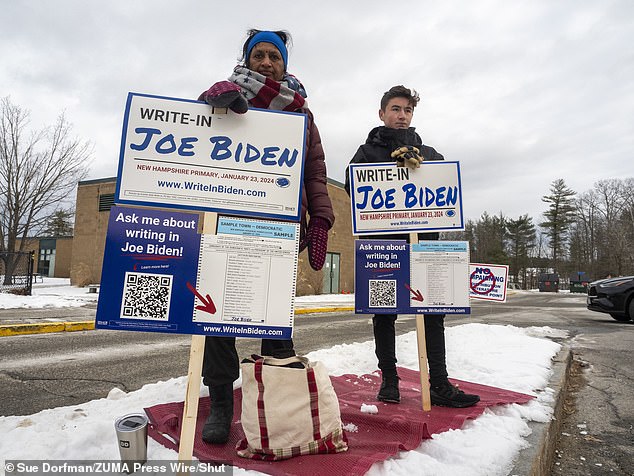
[391,146,423,169]
[198,81,248,114]
[306,217,329,271]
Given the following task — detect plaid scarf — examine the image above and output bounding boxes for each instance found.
[229,65,307,112]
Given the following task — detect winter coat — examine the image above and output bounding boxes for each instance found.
[196,89,334,241]
[296,107,335,237]
[345,126,443,241]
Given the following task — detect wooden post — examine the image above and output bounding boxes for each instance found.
[177,334,206,464]
[410,232,432,411]
[177,212,218,466]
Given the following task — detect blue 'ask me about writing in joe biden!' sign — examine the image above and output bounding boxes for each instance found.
[96,206,201,334]
[349,162,464,235]
[354,240,411,314]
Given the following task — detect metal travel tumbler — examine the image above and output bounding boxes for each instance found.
[115,413,148,469]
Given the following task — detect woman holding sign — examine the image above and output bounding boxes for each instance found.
[197,29,334,444]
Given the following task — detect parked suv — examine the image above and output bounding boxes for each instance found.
[587,276,634,322]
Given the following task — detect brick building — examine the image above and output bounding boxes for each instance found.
[18,236,73,278]
[70,177,355,295]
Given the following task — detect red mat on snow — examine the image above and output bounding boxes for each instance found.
[145,367,533,475]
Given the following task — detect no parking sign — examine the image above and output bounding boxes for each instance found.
[469,263,509,302]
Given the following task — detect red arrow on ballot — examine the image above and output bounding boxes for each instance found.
[186,282,217,315]
[404,283,424,302]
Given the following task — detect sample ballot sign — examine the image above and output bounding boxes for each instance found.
[355,240,470,315]
[192,216,299,337]
[96,206,298,339]
[116,93,307,222]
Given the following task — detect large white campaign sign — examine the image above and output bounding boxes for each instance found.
[348,162,464,235]
[116,93,307,221]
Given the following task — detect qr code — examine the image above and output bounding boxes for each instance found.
[121,272,173,321]
[369,279,397,308]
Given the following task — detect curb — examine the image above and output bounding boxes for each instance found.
[509,345,573,476]
[295,306,354,315]
[0,307,354,337]
[0,320,95,337]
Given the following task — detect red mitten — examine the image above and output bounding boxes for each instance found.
[198,81,248,114]
[306,217,329,271]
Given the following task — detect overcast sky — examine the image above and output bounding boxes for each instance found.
[2,0,633,222]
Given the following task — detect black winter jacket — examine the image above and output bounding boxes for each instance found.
[345,126,443,241]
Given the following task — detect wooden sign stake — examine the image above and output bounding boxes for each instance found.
[177,212,218,469]
[410,232,432,411]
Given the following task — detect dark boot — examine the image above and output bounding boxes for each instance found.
[430,380,480,408]
[202,383,234,444]
[377,372,400,403]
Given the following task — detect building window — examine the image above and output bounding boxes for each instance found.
[38,239,57,277]
[322,252,341,294]
[99,193,115,212]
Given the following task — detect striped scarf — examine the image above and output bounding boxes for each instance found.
[229,65,307,112]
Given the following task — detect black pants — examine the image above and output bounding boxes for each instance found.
[373,313,448,386]
[202,336,295,387]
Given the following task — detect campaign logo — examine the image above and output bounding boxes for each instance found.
[276,177,290,188]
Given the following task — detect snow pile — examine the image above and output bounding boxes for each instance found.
[0,322,562,476]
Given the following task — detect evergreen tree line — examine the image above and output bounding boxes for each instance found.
[444,178,634,289]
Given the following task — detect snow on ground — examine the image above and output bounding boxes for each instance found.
[0,279,355,310]
[0,278,98,309]
[0,282,564,475]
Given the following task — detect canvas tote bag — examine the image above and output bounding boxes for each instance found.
[236,355,348,460]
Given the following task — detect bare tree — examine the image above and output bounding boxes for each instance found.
[0,97,91,283]
[451,177,633,283]
[591,179,627,275]
[622,178,634,272]
[571,189,600,278]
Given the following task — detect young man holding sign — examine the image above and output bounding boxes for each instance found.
[345,85,479,408]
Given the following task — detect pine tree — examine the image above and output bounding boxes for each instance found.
[540,179,576,274]
[506,215,536,288]
[45,210,74,237]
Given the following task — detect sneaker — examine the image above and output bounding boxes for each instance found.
[377,374,400,403]
[430,380,480,408]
